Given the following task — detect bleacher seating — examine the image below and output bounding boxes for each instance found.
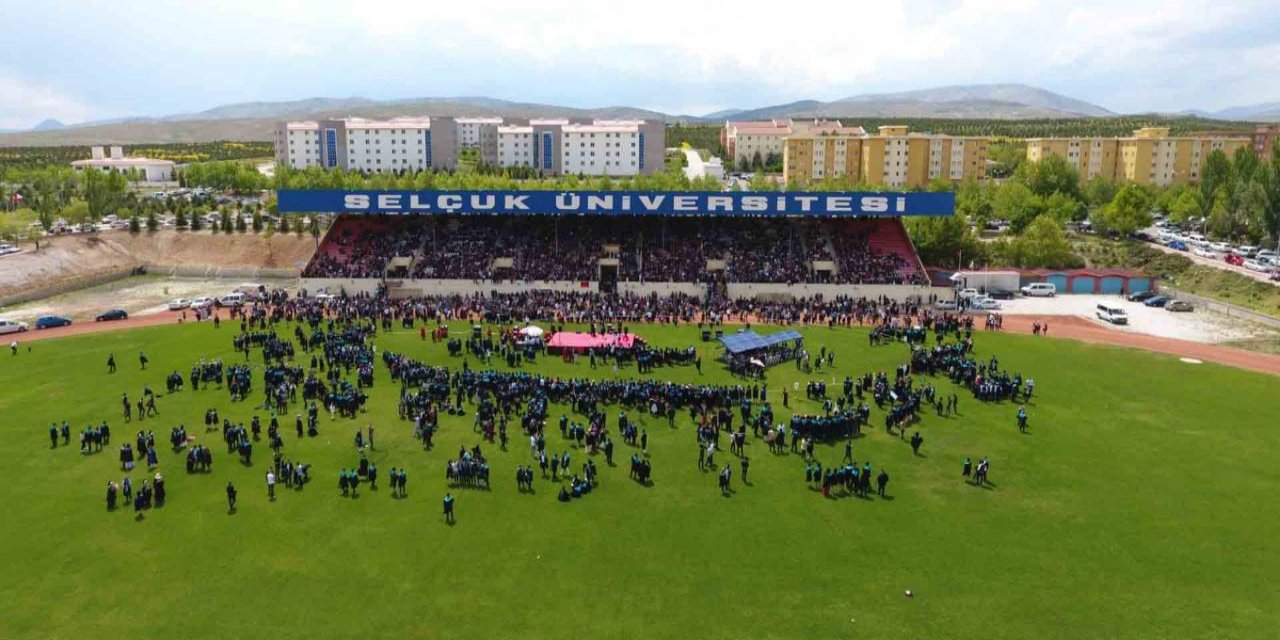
[303,215,928,285]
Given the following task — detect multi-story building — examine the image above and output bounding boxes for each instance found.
[276,115,663,176]
[723,119,857,169]
[274,117,458,173]
[723,119,791,168]
[1026,127,1251,186]
[1255,124,1280,161]
[456,117,503,147]
[496,118,663,176]
[274,121,323,170]
[782,125,987,189]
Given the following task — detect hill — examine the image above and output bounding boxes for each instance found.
[718,83,1114,121]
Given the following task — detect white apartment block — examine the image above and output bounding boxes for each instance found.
[496,118,664,176]
[274,117,458,173]
[274,121,322,169]
[275,115,663,176]
[456,117,503,147]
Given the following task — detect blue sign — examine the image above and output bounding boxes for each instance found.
[277,190,955,217]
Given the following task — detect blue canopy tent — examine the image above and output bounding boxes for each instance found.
[719,330,804,375]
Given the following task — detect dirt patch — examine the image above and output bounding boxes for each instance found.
[0,230,315,298]
[0,275,298,322]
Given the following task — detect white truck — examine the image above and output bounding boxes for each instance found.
[952,270,1021,298]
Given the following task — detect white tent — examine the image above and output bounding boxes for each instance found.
[519,326,545,338]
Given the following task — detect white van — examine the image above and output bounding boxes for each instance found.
[234,283,265,299]
[217,293,246,307]
[1020,283,1057,297]
[1096,304,1129,325]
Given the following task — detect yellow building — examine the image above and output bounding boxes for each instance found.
[1026,127,1250,186]
[783,125,988,189]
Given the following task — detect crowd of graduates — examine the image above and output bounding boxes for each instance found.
[58,284,1045,520]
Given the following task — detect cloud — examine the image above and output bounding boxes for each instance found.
[0,70,94,129]
[4,0,1279,118]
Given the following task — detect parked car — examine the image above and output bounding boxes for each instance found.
[0,243,22,256]
[190,296,215,310]
[971,297,1002,310]
[1127,290,1157,302]
[957,288,980,300]
[216,293,246,307]
[935,300,959,311]
[1193,247,1219,259]
[1166,240,1189,251]
[1225,253,1245,266]
[1143,295,1170,307]
[34,316,72,329]
[167,299,192,310]
[1244,259,1274,273]
[95,309,128,322]
[1210,241,1231,252]
[1020,283,1057,297]
[1236,245,1259,258]
[1165,300,1194,312]
[1096,304,1129,325]
[0,319,29,334]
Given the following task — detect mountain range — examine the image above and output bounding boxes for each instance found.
[0,83,1273,146]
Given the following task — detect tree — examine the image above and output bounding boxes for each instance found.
[190,210,203,231]
[993,181,1044,233]
[751,151,763,172]
[1199,150,1232,213]
[220,210,233,233]
[83,168,128,220]
[278,214,290,234]
[1207,187,1233,239]
[1083,177,1119,207]
[1016,216,1074,268]
[1235,181,1270,242]
[236,212,248,233]
[59,200,91,225]
[251,210,263,233]
[127,212,141,234]
[146,211,158,232]
[1043,191,1085,223]
[1096,183,1154,236]
[955,180,994,228]
[308,215,321,244]
[905,212,983,267]
[1167,188,1204,224]
[1017,154,1081,200]
[175,208,188,229]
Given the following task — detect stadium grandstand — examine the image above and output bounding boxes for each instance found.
[301,212,930,301]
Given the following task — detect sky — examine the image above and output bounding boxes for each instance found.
[1,0,1278,129]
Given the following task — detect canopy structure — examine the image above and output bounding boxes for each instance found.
[547,331,640,351]
[718,330,803,355]
[519,326,545,338]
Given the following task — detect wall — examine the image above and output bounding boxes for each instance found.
[0,266,136,308]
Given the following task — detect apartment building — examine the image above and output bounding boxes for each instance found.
[722,119,857,169]
[496,118,664,176]
[782,125,987,188]
[1026,127,1251,186]
[274,117,458,172]
[1255,124,1280,161]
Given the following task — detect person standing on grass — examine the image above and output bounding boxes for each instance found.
[1017,406,1028,433]
[139,351,148,370]
[50,423,59,448]
[108,354,116,373]
[843,439,853,463]
[640,430,648,455]
[266,470,276,500]
[367,425,375,450]
[740,456,749,484]
[443,492,455,523]
[877,469,889,496]
[226,481,237,510]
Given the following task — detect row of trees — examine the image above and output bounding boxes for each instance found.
[176,161,271,193]
[0,141,272,171]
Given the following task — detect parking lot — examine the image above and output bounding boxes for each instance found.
[993,293,1277,343]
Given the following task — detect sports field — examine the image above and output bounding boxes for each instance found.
[0,320,1276,639]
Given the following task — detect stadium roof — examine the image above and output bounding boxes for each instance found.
[719,330,803,355]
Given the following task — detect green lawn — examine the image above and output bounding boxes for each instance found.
[0,320,1276,639]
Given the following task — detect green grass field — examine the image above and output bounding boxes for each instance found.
[0,320,1276,639]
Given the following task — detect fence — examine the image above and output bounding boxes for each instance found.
[1161,287,1280,329]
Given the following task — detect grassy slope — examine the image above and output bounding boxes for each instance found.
[1075,237,1280,317]
[0,321,1276,639]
